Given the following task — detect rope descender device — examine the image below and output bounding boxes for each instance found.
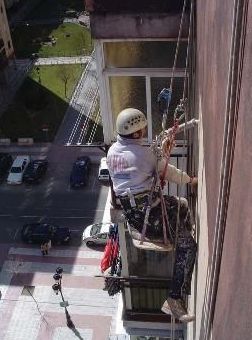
[174,98,187,122]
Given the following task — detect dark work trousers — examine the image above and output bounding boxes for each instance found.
[120,194,197,299]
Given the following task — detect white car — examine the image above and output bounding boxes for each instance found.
[98,157,110,181]
[83,222,116,246]
[7,155,30,184]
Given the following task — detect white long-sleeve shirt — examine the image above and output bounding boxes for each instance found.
[107,135,190,196]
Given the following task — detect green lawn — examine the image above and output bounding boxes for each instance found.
[13,23,93,58]
[0,64,85,142]
[30,64,85,100]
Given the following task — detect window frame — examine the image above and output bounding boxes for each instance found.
[95,39,188,144]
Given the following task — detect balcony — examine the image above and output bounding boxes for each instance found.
[85,0,190,39]
[115,145,188,336]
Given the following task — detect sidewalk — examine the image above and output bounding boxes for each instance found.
[0,244,118,340]
[35,56,91,66]
[0,143,50,155]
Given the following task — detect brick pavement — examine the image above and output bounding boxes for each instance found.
[0,244,119,340]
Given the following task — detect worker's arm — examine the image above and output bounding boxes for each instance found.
[158,160,198,186]
[164,118,199,137]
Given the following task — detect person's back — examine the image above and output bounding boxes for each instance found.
[107,135,155,196]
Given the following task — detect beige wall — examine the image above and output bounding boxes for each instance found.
[213,1,252,338]
[0,0,14,58]
[194,0,252,339]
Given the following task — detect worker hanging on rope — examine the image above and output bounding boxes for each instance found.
[107,107,198,323]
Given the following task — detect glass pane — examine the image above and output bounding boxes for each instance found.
[130,336,157,340]
[131,287,169,311]
[104,41,187,68]
[109,76,146,134]
[126,233,173,278]
[151,77,185,138]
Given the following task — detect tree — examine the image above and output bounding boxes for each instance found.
[57,65,72,98]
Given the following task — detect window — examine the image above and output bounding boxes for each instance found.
[99,233,107,239]
[100,169,109,175]
[109,76,146,129]
[126,233,173,278]
[104,41,187,68]
[130,336,180,340]
[11,167,22,173]
[98,39,188,143]
[151,77,185,136]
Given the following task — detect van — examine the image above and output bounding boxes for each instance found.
[98,157,110,181]
[7,155,30,184]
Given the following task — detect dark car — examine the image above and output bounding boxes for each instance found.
[23,159,48,184]
[70,156,91,188]
[0,153,13,180]
[21,223,71,245]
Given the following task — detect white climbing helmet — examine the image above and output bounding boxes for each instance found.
[116,108,147,135]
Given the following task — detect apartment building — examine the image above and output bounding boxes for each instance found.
[4,0,19,10]
[0,0,14,80]
[86,0,252,339]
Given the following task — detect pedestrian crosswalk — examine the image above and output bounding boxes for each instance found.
[0,244,119,340]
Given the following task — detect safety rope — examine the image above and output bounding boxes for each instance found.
[159,0,188,133]
[159,0,193,253]
[170,0,188,94]
[139,0,191,247]
[159,0,189,187]
[173,0,194,276]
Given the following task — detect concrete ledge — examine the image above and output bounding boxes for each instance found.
[0,138,11,145]
[17,138,34,145]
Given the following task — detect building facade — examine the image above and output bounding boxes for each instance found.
[193,0,252,339]
[86,0,252,339]
[0,0,14,80]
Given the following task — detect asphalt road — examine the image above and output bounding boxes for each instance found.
[0,151,109,246]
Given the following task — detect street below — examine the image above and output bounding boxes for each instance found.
[0,145,119,340]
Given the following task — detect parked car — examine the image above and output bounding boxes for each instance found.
[83,222,116,246]
[65,10,78,18]
[7,155,30,184]
[21,223,71,245]
[23,159,48,184]
[0,153,13,180]
[70,156,91,188]
[98,157,110,181]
